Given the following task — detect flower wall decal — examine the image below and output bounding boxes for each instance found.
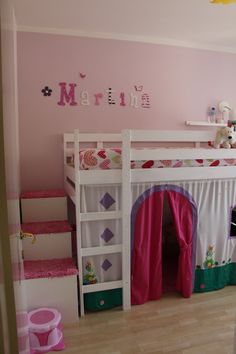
[41,86,52,96]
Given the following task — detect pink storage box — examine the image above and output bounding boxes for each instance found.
[28,308,65,353]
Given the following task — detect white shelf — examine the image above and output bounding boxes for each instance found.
[185,120,227,127]
[82,280,123,294]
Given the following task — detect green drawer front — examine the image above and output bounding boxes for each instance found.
[84,288,122,311]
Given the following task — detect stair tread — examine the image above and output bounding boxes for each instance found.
[24,257,78,279]
[21,189,67,199]
[21,220,73,235]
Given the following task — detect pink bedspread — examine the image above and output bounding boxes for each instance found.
[69,148,236,170]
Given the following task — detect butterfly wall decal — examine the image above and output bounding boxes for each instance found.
[79,73,86,79]
[134,85,143,92]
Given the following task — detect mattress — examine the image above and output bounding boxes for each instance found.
[67,148,236,170]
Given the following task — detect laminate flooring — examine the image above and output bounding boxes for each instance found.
[55,286,236,354]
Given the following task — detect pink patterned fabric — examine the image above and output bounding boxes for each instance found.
[21,220,73,235]
[24,258,78,279]
[21,189,67,199]
[69,148,236,170]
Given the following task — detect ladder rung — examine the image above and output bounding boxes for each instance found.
[82,280,123,294]
[80,211,122,221]
[81,244,122,257]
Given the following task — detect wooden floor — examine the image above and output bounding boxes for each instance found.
[57,287,236,354]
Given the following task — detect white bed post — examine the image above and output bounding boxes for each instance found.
[122,129,131,310]
[74,129,84,316]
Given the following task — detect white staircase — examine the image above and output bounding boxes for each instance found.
[20,190,79,323]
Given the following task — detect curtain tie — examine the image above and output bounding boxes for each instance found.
[181,243,192,251]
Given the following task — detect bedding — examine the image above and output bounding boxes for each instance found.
[67,148,236,170]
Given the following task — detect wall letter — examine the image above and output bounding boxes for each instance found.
[80,90,90,106]
[130,93,139,108]
[94,93,103,105]
[120,92,126,106]
[105,88,116,105]
[141,93,151,108]
[57,82,78,106]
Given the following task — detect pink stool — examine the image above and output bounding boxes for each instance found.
[28,308,65,353]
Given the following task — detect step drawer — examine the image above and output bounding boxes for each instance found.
[21,197,68,223]
[23,232,72,260]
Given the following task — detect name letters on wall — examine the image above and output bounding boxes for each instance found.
[55,82,151,108]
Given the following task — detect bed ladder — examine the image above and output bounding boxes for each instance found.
[74,130,131,316]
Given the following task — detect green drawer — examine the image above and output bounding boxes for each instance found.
[84,288,122,311]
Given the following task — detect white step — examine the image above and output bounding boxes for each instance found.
[21,220,73,260]
[23,232,72,260]
[21,190,67,223]
[23,258,79,323]
[24,276,78,323]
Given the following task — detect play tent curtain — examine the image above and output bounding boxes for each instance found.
[131,190,164,304]
[80,179,236,300]
[131,187,196,305]
[167,191,194,298]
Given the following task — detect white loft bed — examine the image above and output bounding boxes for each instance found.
[63,129,236,316]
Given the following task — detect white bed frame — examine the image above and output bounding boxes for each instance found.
[63,129,236,316]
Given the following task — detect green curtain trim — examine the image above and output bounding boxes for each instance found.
[194,262,236,292]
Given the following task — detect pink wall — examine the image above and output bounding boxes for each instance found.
[17,32,236,191]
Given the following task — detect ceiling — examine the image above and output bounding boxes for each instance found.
[13,0,236,53]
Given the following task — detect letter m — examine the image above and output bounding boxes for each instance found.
[57,82,78,106]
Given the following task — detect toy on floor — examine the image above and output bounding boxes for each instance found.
[214,126,236,149]
[83,261,98,285]
[28,307,65,354]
